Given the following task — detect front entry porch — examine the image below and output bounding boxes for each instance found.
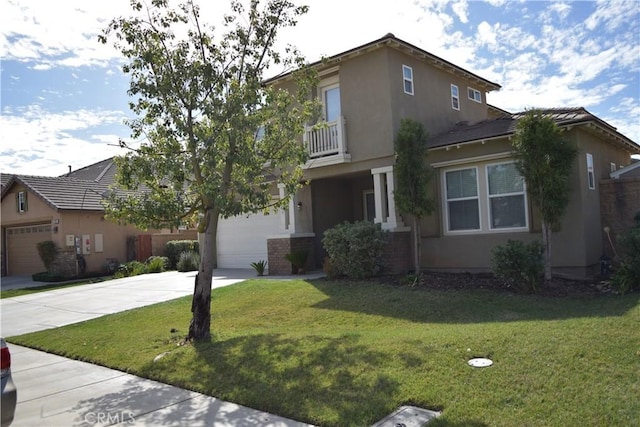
[267,165,411,275]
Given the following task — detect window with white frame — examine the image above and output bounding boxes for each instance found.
[610,162,616,173]
[451,84,460,110]
[443,161,528,233]
[468,87,482,103]
[487,163,527,229]
[402,65,414,95]
[445,167,479,231]
[17,191,27,213]
[586,153,595,189]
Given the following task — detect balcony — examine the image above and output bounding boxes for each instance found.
[303,115,351,168]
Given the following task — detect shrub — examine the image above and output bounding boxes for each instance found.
[146,256,169,273]
[611,217,640,294]
[322,221,388,279]
[491,240,544,293]
[322,257,338,279]
[36,240,58,272]
[250,260,267,276]
[177,251,200,272]
[32,271,65,282]
[166,240,199,269]
[285,250,308,274]
[114,260,147,278]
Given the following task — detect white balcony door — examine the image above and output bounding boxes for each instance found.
[323,85,340,122]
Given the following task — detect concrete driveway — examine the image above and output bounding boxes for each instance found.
[1,270,253,336]
[1,270,316,427]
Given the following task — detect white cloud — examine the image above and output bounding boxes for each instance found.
[451,0,469,24]
[0,105,128,176]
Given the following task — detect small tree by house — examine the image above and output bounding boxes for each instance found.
[512,110,578,282]
[394,118,435,273]
[100,0,319,340]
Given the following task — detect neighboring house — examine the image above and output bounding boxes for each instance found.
[254,33,639,277]
[0,159,194,277]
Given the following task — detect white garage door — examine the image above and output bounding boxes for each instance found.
[6,224,51,275]
[217,211,281,269]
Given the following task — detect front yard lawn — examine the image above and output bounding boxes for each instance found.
[8,279,639,426]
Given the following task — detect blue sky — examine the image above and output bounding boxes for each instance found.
[1,0,639,176]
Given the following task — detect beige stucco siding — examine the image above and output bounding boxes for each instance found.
[420,135,602,276]
[337,48,395,162]
[386,48,489,140]
[2,185,153,275]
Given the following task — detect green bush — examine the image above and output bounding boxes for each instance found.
[611,217,640,294]
[491,240,544,293]
[250,260,267,276]
[166,240,199,269]
[322,221,388,279]
[285,250,308,274]
[114,260,147,278]
[177,251,200,272]
[146,256,169,273]
[32,271,65,282]
[36,240,58,272]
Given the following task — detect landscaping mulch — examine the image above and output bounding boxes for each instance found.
[378,271,615,297]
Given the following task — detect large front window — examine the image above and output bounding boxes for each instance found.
[487,163,526,229]
[443,161,528,233]
[445,168,480,231]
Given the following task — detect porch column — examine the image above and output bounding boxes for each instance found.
[371,166,404,230]
[278,184,291,232]
[372,168,387,224]
[384,168,403,228]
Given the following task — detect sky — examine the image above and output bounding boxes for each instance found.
[1,0,639,177]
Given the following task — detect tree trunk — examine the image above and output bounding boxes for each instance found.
[188,208,218,341]
[541,220,552,282]
[413,216,421,274]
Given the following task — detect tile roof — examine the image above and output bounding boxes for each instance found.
[63,158,116,184]
[1,157,118,212]
[1,174,110,211]
[428,107,640,153]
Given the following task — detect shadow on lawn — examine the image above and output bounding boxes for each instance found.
[150,333,406,426]
[307,279,640,324]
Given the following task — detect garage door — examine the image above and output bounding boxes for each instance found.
[217,211,281,269]
[6,224,51,275]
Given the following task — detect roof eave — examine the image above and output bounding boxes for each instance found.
[264,34,501,91]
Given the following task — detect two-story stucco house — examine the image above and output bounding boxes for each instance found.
[252,33,638,277]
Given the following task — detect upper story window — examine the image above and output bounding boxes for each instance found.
[468,87,482,103]
[402,65,414,95]
[586,153,595,189]
[451,84,460,110]
[323,85,341,122]
[16,191,28,213]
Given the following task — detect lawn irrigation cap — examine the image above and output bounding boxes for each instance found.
[468,357,493,368]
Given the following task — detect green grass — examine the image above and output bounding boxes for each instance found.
[0,277,113,299]
[8,279,640,426]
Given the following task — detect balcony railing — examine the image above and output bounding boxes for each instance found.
[304,116,348,159]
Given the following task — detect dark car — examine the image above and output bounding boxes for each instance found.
[1,338,17,427]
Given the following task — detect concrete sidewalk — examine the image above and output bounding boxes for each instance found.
[1,270,319,426]
[9,344,312,427]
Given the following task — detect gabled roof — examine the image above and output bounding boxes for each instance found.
[264,33,501,92]
[1,174,109,211]
[63,157,116,184]
[428,107,640,154]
